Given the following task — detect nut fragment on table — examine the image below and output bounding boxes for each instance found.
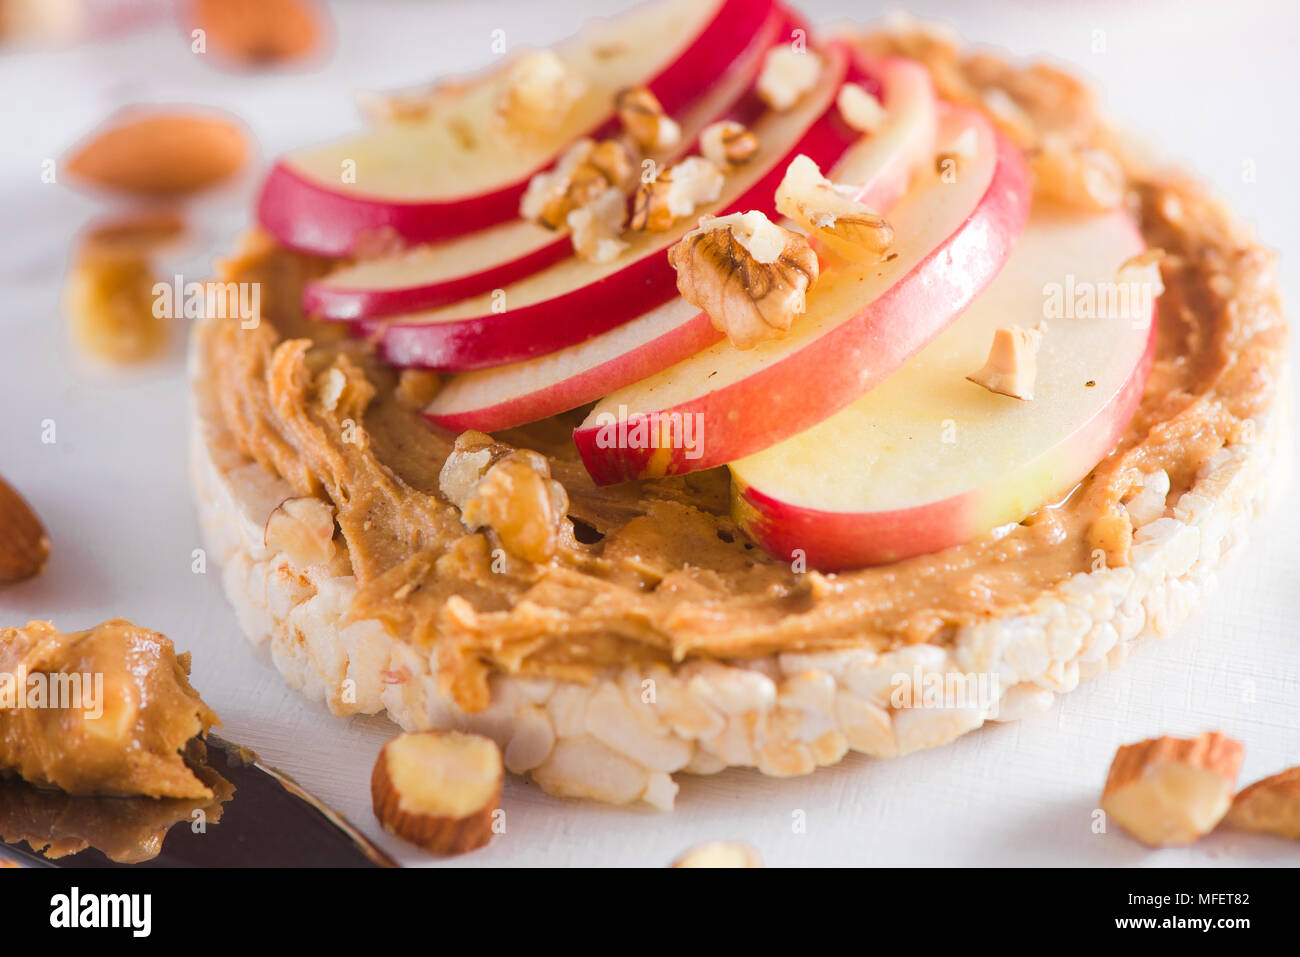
[0,477,50,583]
[775,154,893,260]
[671,840,763,868]
[64,245,168,363]
[1101,732,1244,847]
[965,322,1044,400]
[1226,766,1300,840]
[668,211,819,349]
[371,731,503,856]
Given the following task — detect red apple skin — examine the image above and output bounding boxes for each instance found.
[256,0,778,257]
[371,52,864,372]
[573,123,1033,485]
[732,318,1158,571]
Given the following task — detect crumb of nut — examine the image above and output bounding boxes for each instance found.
[567,186,629,264]
[1087,510,1133,568]
[699,120,759,169]
[65,110,247,197]
[0,476,51,584]
[439,432,569,563]
[395,369,442,409]
[371,731,503,856]
[775,154,893,260]
[520,137,638,229]
[1030,135,1124,212]
[191,0,322,64]
[1101,732,1244,847]
[668,211,818,349]
[264,496,336,566]
[1117,248,1166,301]
[965,322,1044,400]
[64,246,168,363]
[671,840,762,868]
[757,45,821,111]
[496,49,586,137]
[935,126,979,175]
[837,82,887,134]
[615,85,681,152]
[630,156,725,232]
[1226,767,1300,840]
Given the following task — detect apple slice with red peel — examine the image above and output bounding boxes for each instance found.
[372,45,859,372]
[258,0,778,256]
[574,105,1031,483]
[731,208,1157,570]
[301,6,794,322]
[425,54,939,431]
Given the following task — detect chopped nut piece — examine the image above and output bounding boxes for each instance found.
[1088,510,1133,568]
[1101,732,1244,847]
[439,431,569,563]
[520,137,638,230]
[668,211,819,349]
[395,369,442,409]
[699,120,759,169]
[495,49,586,136]
[615,85,681,152]
[1226,767,1300,840]
[371,731,503,856]
[1031,134,1124,211]
[1117,248,1166,303]
[965,323,1044,400]
[757,46,822,111]
[630,156,725,232]
[567,186,629,264]
[837,82,887,133]
[671,840,763,868]
[775,154,893,260]
[264,496,336,566]
[64,246,168,363]
[0,476,50,583]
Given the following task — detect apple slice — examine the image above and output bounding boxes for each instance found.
[302,6,793,321]
[425,55,939,431]
[258,0,777,256]
[573,105,1031,484]
[730,207,1157,570]
[372,45,858,372]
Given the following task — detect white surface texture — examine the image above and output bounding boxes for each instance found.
[0,0,1296,867]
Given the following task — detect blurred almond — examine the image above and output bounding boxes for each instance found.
[82,209,187,255]
[0,477,50,583]
[191,0,322,64]
[64,246,168,363]
[65,110,247,197]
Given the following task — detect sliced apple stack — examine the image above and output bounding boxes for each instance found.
[368,44,864,371]
[730,207,1156,569]
[258,0,780,256]
[424,54,939,431]
[303,5,794,320]
[574,105,1032,482]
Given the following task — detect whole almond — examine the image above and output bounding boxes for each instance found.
[0,477,50,583]
[191,0,322,64]
[65,110,248,196]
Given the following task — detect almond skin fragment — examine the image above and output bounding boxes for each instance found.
[65,110,248,196]
[1226,767,1300,840]
[672,841,762,868]
[1101,732,1244,847]
[191,0,323,64]
[0,477,50,583]
[371,731,503,856]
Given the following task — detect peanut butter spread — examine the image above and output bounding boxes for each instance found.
[201,30,1287,713]
[0,621,219,798]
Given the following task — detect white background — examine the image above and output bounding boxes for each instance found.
[0,0,1296,867]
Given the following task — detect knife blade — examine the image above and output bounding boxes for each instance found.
[0,734,396,868]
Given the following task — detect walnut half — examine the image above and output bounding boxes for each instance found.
[668,211,819,350]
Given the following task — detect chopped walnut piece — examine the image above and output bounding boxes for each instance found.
[395,369,442,409]
[1117,248,1166,303]
[668,211,819,349]
[264,496,336,566]
[64,246,167,364]
[837,82,887,133]
[439,431,569,563]
[698,120,759,169]
[630,156,725,232]
[757,46,822,111]
[965,322,1044,400]
[1227,767,1300,840]
[495,49,586,136]
[615,85,681,152]
[1030,134,1124,212]
[775,154,893,260]
[519,137,638,230]
[1101,733,1244,847]
[567,186,629,264]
